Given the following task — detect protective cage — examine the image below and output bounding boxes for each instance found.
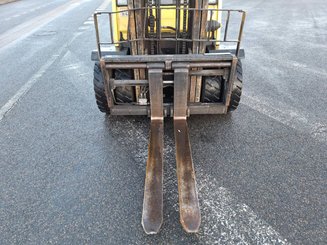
[94,7,246,57]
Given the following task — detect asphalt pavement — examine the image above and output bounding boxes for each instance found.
[0,0,326,244]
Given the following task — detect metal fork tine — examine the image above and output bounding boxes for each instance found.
[142,120,164,234]
[142,66,164,234]
[174,119,201,233]
[173,65,201,233]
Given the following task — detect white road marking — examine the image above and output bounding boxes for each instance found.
[241,94,327,143]
[0,32,82,122]
[0,0,83,49]
[83,20,93,25]
[78,25,91,30]
[63,63,81,70]
[0,0,109,121]
[78,73,89,76]
[0,57,57,122]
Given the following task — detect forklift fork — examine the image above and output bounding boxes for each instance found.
[142,65,164,234]
[142,63,201,234]
[173,64,201,233]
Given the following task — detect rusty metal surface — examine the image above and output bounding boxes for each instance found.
[142,120,164,234]
[103,53,233,63]
[189,69,225,76]
[173,66,189,119]
[142,67,164,234]
[174,119,201,233]
[109,103,227,116]
[99,59,114,108]
[102,54,234,116]
[148,66,164,119]
[93,13,101,59]
[236,11,247,57]
[224,56,238,107]
[173,65,201,232]
[189,103,227,114]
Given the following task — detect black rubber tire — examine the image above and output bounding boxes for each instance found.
[228,60,243,112]
[113,69,135,103]
[93,62,110,114]
[201,60,243,112]
[93,63,136,113]
[201,76,223,103]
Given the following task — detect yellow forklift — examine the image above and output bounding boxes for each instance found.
[91,0,246,234]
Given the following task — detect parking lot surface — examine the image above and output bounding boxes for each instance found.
[0,0,326,244]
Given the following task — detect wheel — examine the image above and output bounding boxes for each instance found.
[228,60,243,112]
[201,76,223,103]
[93,63,136,113]
[93,62,110,114]
[201,60,243,112]
[113,69,135,103]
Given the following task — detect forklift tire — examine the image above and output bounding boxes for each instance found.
[114,69,135,103]
[201,60,243,112]
[201,76,223,103]
[228,60,243,112]
[94,62,110,114]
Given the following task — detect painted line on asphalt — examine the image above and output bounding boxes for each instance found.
[78,25,91,31]
[241,94,327,143]
[0,0,109,122]
[0,0,83,49]
[0,32,82,122]
[83,20,94,25]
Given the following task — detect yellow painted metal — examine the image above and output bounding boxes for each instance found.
[112,0,128,43]
[111,1,222,44]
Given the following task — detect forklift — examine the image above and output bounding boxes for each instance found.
[91,0,246,234]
